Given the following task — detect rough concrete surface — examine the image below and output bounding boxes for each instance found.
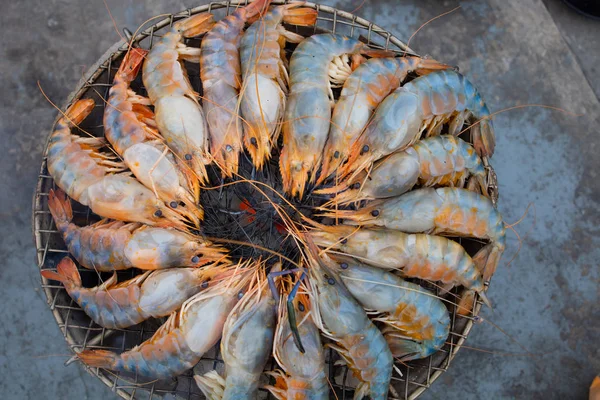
[1,0,598,399]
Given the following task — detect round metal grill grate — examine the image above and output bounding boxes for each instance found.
[33,1,494,399]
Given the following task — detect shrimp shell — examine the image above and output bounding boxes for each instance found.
[323,135,487,204]
[343,69,494,179]
[322,187,506,281]
[330,258,450,360]
[308,224,489,305]
[48,189,227,271]
[200,0,271,178]
[318,56,450,184]
[307,256,393,400]
[41,257,223,329]
[280,33,391,198]
[77,266,255,379]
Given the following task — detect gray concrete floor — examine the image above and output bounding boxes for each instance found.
[1,0,598,399]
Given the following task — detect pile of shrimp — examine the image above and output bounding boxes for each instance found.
[41,1,506,399]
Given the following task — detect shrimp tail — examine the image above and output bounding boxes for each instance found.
[281,4,318,26]
[47,188,73,226]
[40,257,82,289]
[174,13,215,38]
[117,48,148,82]
[472,243,502,282]
[63,99,95,127]
[385,337,424,361]
[77,349,119,370]
[194,370,225,400]
[414,57,454,75]
[456,289,476,316]
[471,114,495,157]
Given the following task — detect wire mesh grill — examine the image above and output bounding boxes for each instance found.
[33,1,493,399]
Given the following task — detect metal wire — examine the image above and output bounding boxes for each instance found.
[32,1,493,399]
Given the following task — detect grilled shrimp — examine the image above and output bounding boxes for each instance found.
[200,0,271,178]
[47,99,119,205]
[48,189,226,271]
[195,270,276,399]
[307,255,393,400]
[266,281,329,400]
[142,13,215,184]
[308,224,490,306]
[322,135,487,205]
[329,258,450,360]
[239,4,317,168]
[343,69,495,179]
[318,56,450,184]
[41,257,225,329]
[280,33,391,198]
[322,187,506,280]
[105,49,203,224]
[77,264,255,379]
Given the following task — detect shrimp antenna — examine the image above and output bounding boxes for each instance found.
[402,6,461,57]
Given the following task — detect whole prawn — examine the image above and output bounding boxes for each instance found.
[142,13,215,184]
[77,263,256,379]
[48,189,227,271]
[321,135,487,205]
[200,0,271,178]
[307,254,393,400]
[329,258,450,360]
[105,49,203,225]
[321,187,506,280]
[41,257,226,329]
[342,69,495,179]
[195,269,276,399]
[318,56,450,185]
[47,101,189,229]
[266,279,329,400]
[280,33,391,198]
[308,224,490,306]
[239,3,317,168]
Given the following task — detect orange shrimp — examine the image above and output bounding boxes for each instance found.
[200,0,272,178]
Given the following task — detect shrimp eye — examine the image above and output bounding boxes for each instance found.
[340,238,348,245]
[185,154,193,161]
[250,137,258,147]
[333,151,340,159]
[169,201,178,208]
[327,277,336,285]
[226,145,233,152]
[238,291,244,299]
[371,210,380,217]
[340,262,348,269]
[191,256,200,264]
[361,145,369,154]
[201,280,209,289]
[154,210,163,217]
[352,182,361,189]
[298,303,305,312]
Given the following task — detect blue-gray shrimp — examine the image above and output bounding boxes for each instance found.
[308,224,490,306]
[77,264,255,379]
[265,278,329,400]
[318,56,450,184]
[322,187,506,281]
[343,69,495,179]
[239,4,317,168]
[41,257,226,329]
[329,258,450,360]
[322,135,487,204]
[280,33,391,198]
[200,0,271,178]
[307,255,393,400]
[48,189,227,271]
[195,269,276,399]
[143,13,215,184]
